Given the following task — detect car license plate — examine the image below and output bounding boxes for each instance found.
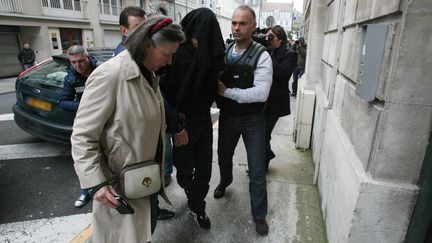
[26,96,52,111]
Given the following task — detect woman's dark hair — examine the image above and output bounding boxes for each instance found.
[125,15,186,64]
[268,25,287,46]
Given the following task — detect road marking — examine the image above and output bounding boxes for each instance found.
[0,113,13,121]
[0,143,71,160]
[0,213,92,243]
[70,223,92,243]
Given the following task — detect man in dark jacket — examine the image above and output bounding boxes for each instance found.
[59,45,98,112]
[160,8,225,230]
[17,42,36,70]
[112,6,146,57]
[59,45,98,207]
[264,25,298,171]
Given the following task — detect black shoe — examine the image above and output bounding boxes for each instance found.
[255,219,269,235]
[213,184,226,199]
[189,210,211,229]
[290,93,297,97]
[157,207,175,220]
[164,175,172,187]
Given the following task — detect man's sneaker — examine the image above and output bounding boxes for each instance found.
[255,219,269,235]
[213,184,226,199]
[74,194,90,208]
[189,210,211,229]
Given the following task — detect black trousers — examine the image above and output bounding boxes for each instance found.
[173,113,213,213]
[264,112,279,170]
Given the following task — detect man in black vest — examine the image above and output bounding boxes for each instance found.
[214,5,273,236]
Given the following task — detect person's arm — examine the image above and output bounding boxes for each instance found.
[162,93,184,134]
[71,65,118,190]
[273,49,297,81]
[58,72,80,111]
[71,65,121,208]
[162,93,189,146]
[222,51,273,103]
[30,49,36,63]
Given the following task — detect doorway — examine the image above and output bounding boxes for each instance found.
[59,28,82,52]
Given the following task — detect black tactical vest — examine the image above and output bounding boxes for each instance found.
[217,41,267,116]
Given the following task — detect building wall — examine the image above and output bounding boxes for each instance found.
[300,0,432,242]
[0,0,146,76]
[151,0,236,40]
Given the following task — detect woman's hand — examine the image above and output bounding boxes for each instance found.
[93,185,120,208]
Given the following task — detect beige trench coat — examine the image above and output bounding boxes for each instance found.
[71,51,165,243]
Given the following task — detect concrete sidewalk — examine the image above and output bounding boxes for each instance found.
[73,106,327,243]
[150,114,327,243]
[0,77,16,94]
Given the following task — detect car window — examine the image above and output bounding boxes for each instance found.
[21,59,68,88]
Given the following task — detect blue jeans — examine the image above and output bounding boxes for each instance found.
[264,112,279,170]
[217,112,268,220]
[80,188,90,197]
[164,133,173,175]
[292,67,305,95]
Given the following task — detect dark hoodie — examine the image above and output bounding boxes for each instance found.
[160,8,225,116]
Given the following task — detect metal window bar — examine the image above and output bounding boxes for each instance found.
[74,0,80,11]
[64,0,72,10]
[98,0,120,16]
[50,0,61,8]
[0,0,24,13]
[42,0,81,11]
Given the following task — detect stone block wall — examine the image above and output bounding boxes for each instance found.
[302,0,432,242]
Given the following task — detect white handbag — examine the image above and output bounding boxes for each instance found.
[119,161,161,200]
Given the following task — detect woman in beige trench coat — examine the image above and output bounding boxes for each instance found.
[71,16,186,243]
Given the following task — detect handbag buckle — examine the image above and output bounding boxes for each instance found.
[142,177,152,187]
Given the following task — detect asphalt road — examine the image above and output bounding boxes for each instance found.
[0,92,91,224]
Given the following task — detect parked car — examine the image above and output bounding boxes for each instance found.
[13,48,113,144]
[13,55,74,144]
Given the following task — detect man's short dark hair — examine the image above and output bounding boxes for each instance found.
[119,6,146,28]
[236,5,256,24]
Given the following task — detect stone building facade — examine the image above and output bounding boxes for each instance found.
[297,0,432,242]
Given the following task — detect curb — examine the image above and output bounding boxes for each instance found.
[70,223,92,243]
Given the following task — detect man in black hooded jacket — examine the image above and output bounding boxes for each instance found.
[160,7,225,230]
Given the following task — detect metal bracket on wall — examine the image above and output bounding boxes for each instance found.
[356,24,388,101]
